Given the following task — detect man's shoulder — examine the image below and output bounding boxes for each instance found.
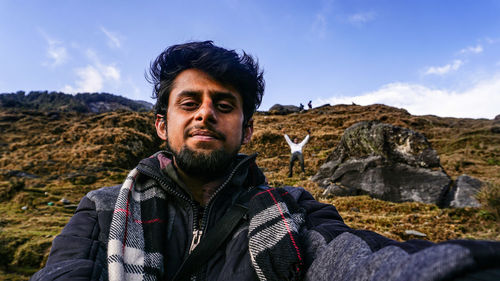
[85,184,122,211]
[281,186,308,200]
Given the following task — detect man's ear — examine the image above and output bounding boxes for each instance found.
[155,114,167,141]
[242,119,253,145]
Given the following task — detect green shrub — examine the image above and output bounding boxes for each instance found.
[486,158,500,166]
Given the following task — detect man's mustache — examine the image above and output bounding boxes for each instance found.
[184,125,226,141]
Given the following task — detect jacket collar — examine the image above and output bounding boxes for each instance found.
[136,151,267,199]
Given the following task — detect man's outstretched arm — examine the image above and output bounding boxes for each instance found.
[284,133,294,147]
[286,187,500,281]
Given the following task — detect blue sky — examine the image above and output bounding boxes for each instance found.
[1,0,499,118]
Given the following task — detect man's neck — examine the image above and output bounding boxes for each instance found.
[175,164,227,207]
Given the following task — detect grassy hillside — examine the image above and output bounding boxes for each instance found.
[0,104,499,280]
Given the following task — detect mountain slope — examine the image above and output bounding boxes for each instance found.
[0,103,498,280]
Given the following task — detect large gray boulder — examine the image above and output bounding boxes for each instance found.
[445,175,483,208]
[269,104,300,115]
[312,121,451,204]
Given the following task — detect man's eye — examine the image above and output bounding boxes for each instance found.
[181,102,198,110]
[217,103,234,112]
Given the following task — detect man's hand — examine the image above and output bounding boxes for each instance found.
[307,129,311,135]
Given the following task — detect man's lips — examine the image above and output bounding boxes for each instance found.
[187,128,225,141]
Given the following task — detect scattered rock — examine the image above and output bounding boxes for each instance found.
[268,104,300,115]
[322,183,355,197]
[313,121,451,205]
[404,230,427,237]
[66,173,97,185]
[46,111,60,120]
[21,205,28,210]
[316,104,331,109]
[350,207,360,213]
[444,175,483,208]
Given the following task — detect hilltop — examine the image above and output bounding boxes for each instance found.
[0,102,499,280]
[0,91,153,113]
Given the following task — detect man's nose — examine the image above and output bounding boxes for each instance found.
[194,100,217,123]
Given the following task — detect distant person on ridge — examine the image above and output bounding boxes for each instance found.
[284,129,310,177]
[307,100,312,109]
[299,103,304,111]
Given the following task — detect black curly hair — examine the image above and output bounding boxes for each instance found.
[148,41,265,127]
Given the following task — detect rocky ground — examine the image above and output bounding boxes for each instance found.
[0,104,499,280]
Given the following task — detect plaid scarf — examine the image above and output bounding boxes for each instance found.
[107,168,167,281]
[107,168,305,281]
[248,188,306,281]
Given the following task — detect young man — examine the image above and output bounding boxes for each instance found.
[32,41,500,281]
[284,130,310,177]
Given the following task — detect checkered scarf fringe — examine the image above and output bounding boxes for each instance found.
[107,169,305,281]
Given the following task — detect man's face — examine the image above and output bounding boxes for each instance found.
[155,68,253,178]
[294,138,299,144]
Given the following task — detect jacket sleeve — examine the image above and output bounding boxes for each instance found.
[30,196,104,281]
[292,188,500,281]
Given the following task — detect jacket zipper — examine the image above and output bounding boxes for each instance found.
[189,229,203,253]
[136,165,200,256]
[199,155,255,238]
[138,154,257,280]
[189,156,255,281]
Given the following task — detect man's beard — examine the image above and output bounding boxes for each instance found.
[166,141,240,180]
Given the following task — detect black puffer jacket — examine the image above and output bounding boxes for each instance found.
[32,152,500,281]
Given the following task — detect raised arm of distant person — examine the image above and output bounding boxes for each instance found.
[299,129,311,147]
[284,133,294,147]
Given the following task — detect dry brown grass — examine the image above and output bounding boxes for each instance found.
[0,104,499,279]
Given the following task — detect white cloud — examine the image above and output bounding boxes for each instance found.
[485,37,500,44]
[62,49,121,93]
[460,44,483,54]
[310,0,333,39]
[39,30,68,67]
[318,74,500,119]
[347,12,376,25]
[47,40,68,66]
[62,65,103,93]
[100,27,121,48]
[102,65,120,81]
[424,60,463,75]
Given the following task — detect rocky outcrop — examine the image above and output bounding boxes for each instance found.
[269,104,301,115]
[312,121,451,205]
[444,175,483,208]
